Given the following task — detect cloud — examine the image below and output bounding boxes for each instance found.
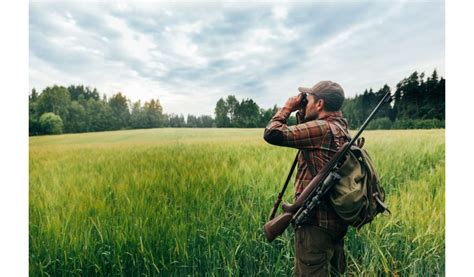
[29,1,445,116]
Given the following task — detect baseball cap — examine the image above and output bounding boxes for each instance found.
[298,81,345,111]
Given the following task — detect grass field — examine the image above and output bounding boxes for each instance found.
[29,128,445,276]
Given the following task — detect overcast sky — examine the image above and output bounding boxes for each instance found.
[29,0,444,116]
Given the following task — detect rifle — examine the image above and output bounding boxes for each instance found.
[263,91,392,242]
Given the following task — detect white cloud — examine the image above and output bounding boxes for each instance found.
[29,1,445,116]
[160,20,209,68]
[103,15,157,65]
[272,6,288,20]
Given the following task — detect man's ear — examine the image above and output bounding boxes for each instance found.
[317,99,325,111]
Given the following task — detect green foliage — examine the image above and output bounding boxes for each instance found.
[29,101,41,136]
[36,85,71,125]
[259,105,278,126]
[29,86,175,135]
[367,117,392,130]
[214,98,230,127]
[84,98,113,132]
[392,119,444,129]
[66,101,87,133]
[187,114,214,128]
[214,96,283,128]
[39,112,63,135]
[67,85,100,101]
[108,92,130,130]
[342,69,444,130]
[414,119,444,129]
[29,129,445,275]
[130,100,148,129]
[199,115,214,127]
[234,98,260,127]
[143,99,163,128]
[226,95,239,125]
[166,113,186,127]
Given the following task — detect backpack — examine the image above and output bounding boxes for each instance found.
[326,121,390,229]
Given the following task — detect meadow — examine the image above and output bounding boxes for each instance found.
[29,128,445,276]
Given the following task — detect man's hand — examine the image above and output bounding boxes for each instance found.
[284,92,305,112]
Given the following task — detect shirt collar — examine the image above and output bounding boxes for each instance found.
[318,111,343,121]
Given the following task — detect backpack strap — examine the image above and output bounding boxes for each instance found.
[301,120,350,178]
[327,120,352,148]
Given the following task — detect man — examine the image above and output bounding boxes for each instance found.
[263,81,350,276]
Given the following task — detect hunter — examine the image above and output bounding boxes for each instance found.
[263,80,349,276]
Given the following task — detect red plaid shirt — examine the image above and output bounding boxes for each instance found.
[264,106,349,232]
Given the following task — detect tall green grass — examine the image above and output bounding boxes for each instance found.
[29,129,444,276]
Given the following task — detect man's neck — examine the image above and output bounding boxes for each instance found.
[317,110,330,120]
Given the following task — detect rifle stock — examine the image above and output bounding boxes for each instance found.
[263,212,293,242]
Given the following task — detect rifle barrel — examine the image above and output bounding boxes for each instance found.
[350,92,391,145]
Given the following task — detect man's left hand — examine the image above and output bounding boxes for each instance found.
[284,92,305,112]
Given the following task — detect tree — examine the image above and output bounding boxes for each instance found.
[143,99,163,128]
[66,101,87,133]
[130,100,147,129]
[234,98,260,127]
[226,95,239,125]
[29,102,41,136]
[30,88,38,102]
[215,98,230,127]
[187,114,198,127]
[67,85,100,101]
[39,112,63,135]
[84,98,112,131]
[108,92,130,130]
[374,85,392,119]
[199,115,214,127]
[259,105,278,127]
[168,114,185,127]
[36,85,71,126]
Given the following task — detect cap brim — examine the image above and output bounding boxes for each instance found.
[298,87,312,94]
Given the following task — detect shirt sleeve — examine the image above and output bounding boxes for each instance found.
[263,106,328,149]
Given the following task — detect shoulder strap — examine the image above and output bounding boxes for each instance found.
[327,120,352,148]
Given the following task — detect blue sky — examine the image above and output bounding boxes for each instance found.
[29,0,445,116]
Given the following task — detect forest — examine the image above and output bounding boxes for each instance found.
[29,69,444,135]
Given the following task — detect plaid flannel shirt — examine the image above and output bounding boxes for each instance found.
[263,105,350,232]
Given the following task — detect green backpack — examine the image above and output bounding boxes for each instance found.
[327,122,390,229]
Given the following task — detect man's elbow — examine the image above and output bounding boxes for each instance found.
[263,129,284,145]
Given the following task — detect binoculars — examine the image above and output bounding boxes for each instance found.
[300,93,308,108]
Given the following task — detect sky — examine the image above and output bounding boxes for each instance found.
[29,0,445,116]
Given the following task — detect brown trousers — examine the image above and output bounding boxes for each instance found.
[294,224,347,277]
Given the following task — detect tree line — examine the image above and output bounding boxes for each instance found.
[213,69,445,130]
[28,85,214,136]
[342,69,445,130]
[29,69,444,136]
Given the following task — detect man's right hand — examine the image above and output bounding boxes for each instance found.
[284,92,305,112]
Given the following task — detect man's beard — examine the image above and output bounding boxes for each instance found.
[304,109,319,121]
